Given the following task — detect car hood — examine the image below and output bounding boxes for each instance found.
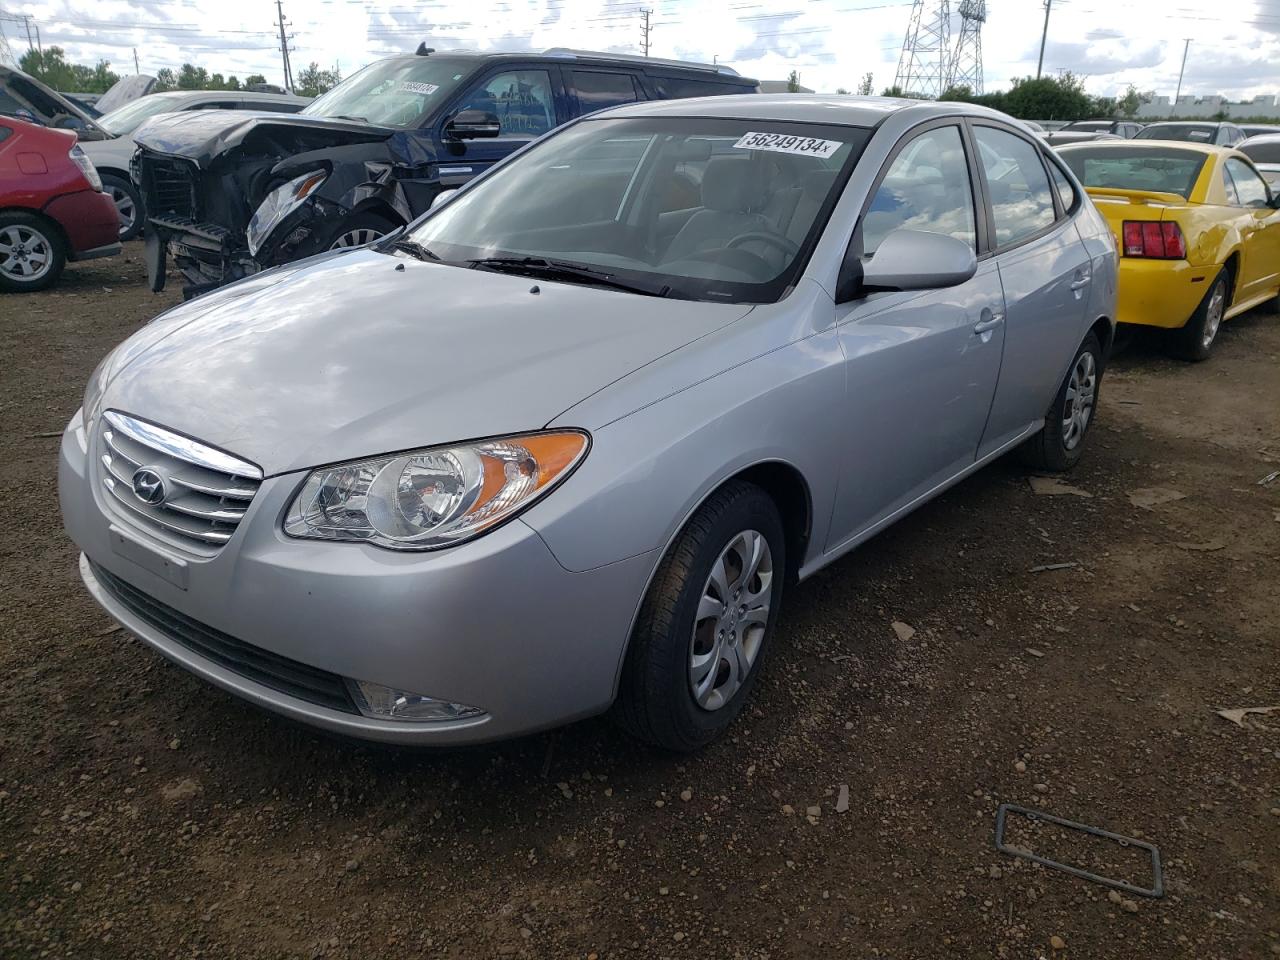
[132,110,398,167]
[95,249,753,475]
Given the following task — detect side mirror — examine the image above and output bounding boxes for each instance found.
[444,109,500,140]
[428,188,457,211]
[839,229,977,299]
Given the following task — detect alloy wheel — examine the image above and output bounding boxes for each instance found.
[1061,350,1097,451]
[1202,282,1225,350]
[689,529,773,711]
[329,227,385,250]
[110,185,136,236]
[0,224,54,282]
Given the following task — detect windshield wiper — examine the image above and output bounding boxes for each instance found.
[465,256,670,297]
[389,237,442,262]
[331,114,369,123]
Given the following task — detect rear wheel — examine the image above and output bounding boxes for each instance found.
[614,481,786,752]
[1020,331,1103,473]
[325,212,397,251]
[0,212,65,293]
[1170,269,1228,362]
[101,173,143,241]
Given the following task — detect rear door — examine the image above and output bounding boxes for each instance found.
[972,122,1093,457]
[567,69,646,117]
[826,121,1007,548]
[431,65,565,191]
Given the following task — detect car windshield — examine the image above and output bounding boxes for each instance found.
[1240,139,1280,164]
[1064,121,1110,132]
[1135,124,1215,143]
[98,95,188,136]
[302,57,469,128]
[1059,147,1207,198]
[404,117,869,304]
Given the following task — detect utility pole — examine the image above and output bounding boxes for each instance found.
[639,9,652,57]
[1036,0,1051,79]
[22,13,32,51]
[1172,38,1191,115]
[133,47,140,75]
[274,0,294,92]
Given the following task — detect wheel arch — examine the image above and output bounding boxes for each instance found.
[0,205,69,253]
[1221,250,1240,307]
[345,198,406,228]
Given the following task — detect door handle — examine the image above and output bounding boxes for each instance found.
[973,313,1004,335]
[1070,275,1091,290]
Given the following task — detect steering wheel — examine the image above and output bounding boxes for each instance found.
[726,231,800,258]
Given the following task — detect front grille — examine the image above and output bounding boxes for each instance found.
[143,155,199,220]
[91,561,358,715]
[96,411,262,554]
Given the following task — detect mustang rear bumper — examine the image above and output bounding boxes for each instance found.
[1115,258,1216,329]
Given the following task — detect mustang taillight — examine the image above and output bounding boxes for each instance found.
[1122,220,1187,259]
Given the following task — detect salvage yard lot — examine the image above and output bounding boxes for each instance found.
[2,245,1278,959]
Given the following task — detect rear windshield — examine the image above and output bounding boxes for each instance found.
[1240,139,1280,164]
[1135,124,1215,143]
[1059,147,1207,198]
[1063,121,1110,132]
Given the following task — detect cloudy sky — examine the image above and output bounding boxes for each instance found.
[2,0,1279,100]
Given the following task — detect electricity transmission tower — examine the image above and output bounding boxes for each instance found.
[948,0,986,93]
[639,9,652,57]
[0,7,21,67]
[894,0,952,98]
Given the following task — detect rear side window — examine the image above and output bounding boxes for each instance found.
[863,125,976,255]
[974,126,1056,246]
[1046,157,1076,212]
[649,75,744,100]
[571,71,642,113]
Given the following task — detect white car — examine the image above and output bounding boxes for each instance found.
[1239,133,1280,192]
[81,90,309,239]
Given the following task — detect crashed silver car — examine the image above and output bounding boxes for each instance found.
[60,96,1116,751]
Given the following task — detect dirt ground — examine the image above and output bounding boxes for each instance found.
[2,244,1278,960]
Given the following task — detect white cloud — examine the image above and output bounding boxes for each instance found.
[3,0,1278,100]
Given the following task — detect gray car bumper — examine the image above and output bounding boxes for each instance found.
[59,415,653,745]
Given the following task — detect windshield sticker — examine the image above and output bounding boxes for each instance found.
[733,132,842,158]
[1187,130,1211,140]
[398,81,439,95]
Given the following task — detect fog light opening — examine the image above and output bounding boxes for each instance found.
[347,678,485,723]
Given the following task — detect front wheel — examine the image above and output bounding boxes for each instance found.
[101,173,143,241]
[1020,331,1103,473]
[0,212,66,293]
[324,212,397,251]
[614,481,786,752]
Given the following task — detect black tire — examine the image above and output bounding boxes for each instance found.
[0,211,66,293]
[1170,268,1228,362]
[101,172,143,241]
[1020,331,1103,473]
[323,211,398,251]
[614,481,786,752]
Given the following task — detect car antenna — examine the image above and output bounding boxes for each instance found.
[416,43,435,56]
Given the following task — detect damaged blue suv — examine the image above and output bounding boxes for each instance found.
[132,47,758,296]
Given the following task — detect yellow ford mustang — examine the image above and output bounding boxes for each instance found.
[1058,141,1280,360]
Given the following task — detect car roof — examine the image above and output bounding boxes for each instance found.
[1056,139,1230,157]
[595,94,1011,126]
[1141,120,1223,128]
[1243,132,1280,144]
[378,50,756,83]
[149,90,305,104]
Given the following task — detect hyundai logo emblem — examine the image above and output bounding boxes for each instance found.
[131,467,167,506]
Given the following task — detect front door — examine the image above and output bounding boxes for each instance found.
[433,66,564,191]
[1224,156,1280,301]
[972,123,1094,457]
[826,122,1007,550]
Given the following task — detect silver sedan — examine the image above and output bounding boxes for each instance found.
[59,96,1117,751]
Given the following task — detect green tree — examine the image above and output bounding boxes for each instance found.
[226,75,242,91]
[835,87,850,95]
[209,73,226,90]
[786,70,801,93]
[244,74,268,88]
[154,68,177,92]
[1000,73,1094,120]
[881,84,904,97]
[1115,83,1152,119]
[19,47,78,91]
[177,63,210,90]
[858,72,874,96]
[295,62,342,98]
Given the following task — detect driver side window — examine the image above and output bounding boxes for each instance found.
[1225,158,1269,207]
[863,125,976,257]
[454,70,555,140]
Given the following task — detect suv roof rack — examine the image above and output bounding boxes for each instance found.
[540,48,740,77]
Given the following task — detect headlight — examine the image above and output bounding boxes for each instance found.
[69,144,103,192]
[284,431,589,550]
[246,170,327,257]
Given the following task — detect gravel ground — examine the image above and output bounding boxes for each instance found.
[2,244,1278,960]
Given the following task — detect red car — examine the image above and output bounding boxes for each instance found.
[0,115,119,292]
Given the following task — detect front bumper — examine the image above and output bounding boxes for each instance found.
[1115,257,1215,329]
[58,415,652,745]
